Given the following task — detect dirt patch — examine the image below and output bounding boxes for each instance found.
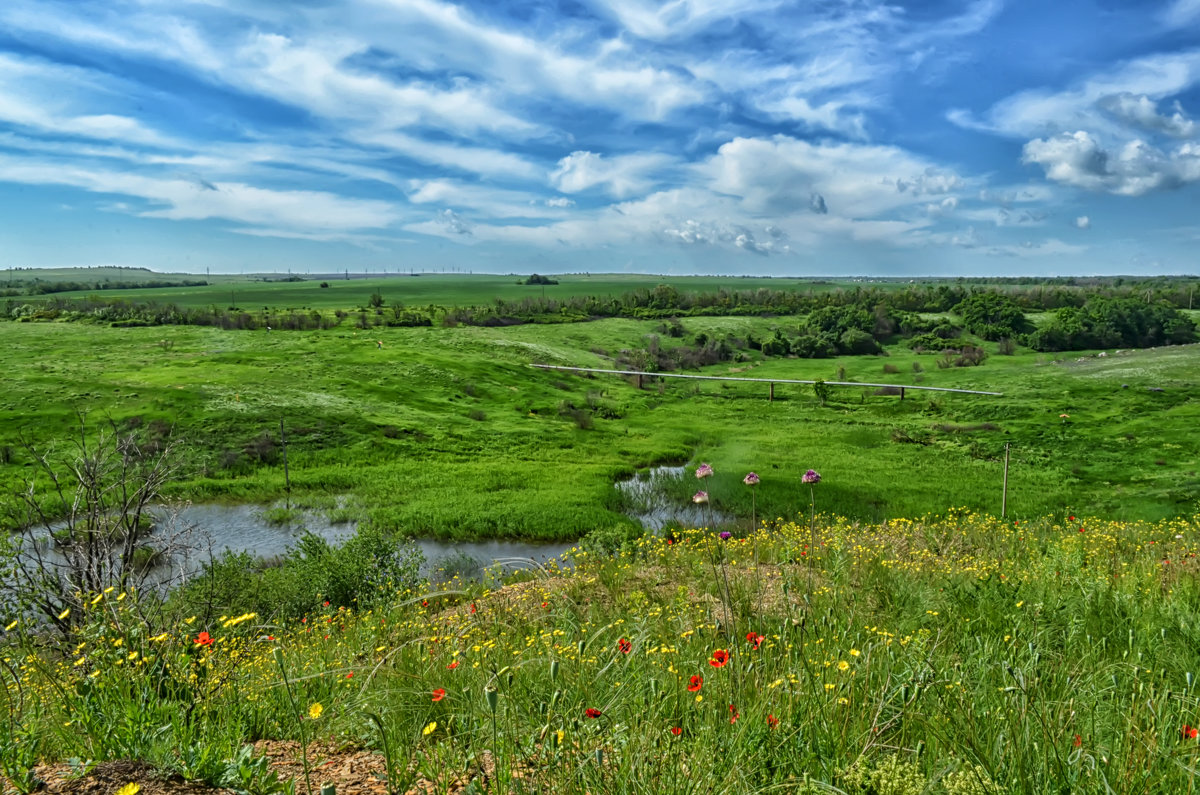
[17,760,232,795]
[18,744,488,795]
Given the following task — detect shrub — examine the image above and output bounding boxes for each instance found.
[791,333,837,358]
[177,525,423,620]
[953,292,1030,340]
[839,328,881,355]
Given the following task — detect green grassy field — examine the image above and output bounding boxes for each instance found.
[2,314,1197,539]
[27,273,901,311]
[3,278,1200,795]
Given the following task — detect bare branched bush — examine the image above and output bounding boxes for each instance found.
[1,416,198,635]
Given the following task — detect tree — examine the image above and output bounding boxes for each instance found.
[952,292,1029,340]
[1,417,196,635]
[368,291,385,308]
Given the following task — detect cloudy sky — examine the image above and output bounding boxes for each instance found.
[1,0,1199,276]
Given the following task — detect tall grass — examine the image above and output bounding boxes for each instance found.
[4,510,1199,793]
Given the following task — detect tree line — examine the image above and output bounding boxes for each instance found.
[5,279,1196,354]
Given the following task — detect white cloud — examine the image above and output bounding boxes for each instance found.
[230,32,539,137]
[588,0,783,40]
[952,226,980,248]
[1076,215,1091,229]
[700,135,967,218]
[0,153,401,233]
[1021,130,1200,195]
[550,151,674,198]
[352,131,540,180]
[356,0,704,120]
[1097,93,1196,138]
[0,54,174,147]
[950,49,1200,139]
[405,178,569,219]
[1162,0,1200,28]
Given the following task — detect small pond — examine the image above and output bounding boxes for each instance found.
[613,465,734,530]
[17,502,574,588]
[181,503,575,582]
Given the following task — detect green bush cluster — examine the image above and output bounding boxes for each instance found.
[175,525,423,620]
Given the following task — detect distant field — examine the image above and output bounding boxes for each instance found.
[2,314,1196,538]
[28,272,933,310]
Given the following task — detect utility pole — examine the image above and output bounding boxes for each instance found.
[280,418,291,507]
[1001,442,1010,518]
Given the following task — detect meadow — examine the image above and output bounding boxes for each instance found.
[2,275,1200,793]
[3,509,1199,794]
[1,306,1198,540]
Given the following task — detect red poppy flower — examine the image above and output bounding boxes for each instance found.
[728,704,739,724]
[767,714,779,729]
[323,601,330,607]
[447,661,459,670]
[432,688,446,702]
[745,632,764,650]
[1073,734,1082,747]
[1184,725,1199,739]
[585,707,602,719]
[709,649,730,668]
[617,638,632,654]
[687,675,703,692]
[670,726,682,736]
[345,672,353,679]
[193,631,214,647]
[469,603,477,614]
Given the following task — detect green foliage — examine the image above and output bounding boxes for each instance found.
[839,327,881,355]
[841,755,927,795]
[215,745,295,795]
[177,525,423,620]
[1027,297,1196,351]
[943,765,1004,795]
[791,332,838,358]
[953,292,1029,341]
[907,333,973,351]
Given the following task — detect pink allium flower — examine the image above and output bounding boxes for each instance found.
[802,469,821,485]
[696,463,714,479]
[692,490,709,504]
[719,531,732,540]
[743,472,760,486]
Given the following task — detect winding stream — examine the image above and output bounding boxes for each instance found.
[15,468,719,590]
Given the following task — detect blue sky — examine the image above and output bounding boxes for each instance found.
[1,0,1199,276]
